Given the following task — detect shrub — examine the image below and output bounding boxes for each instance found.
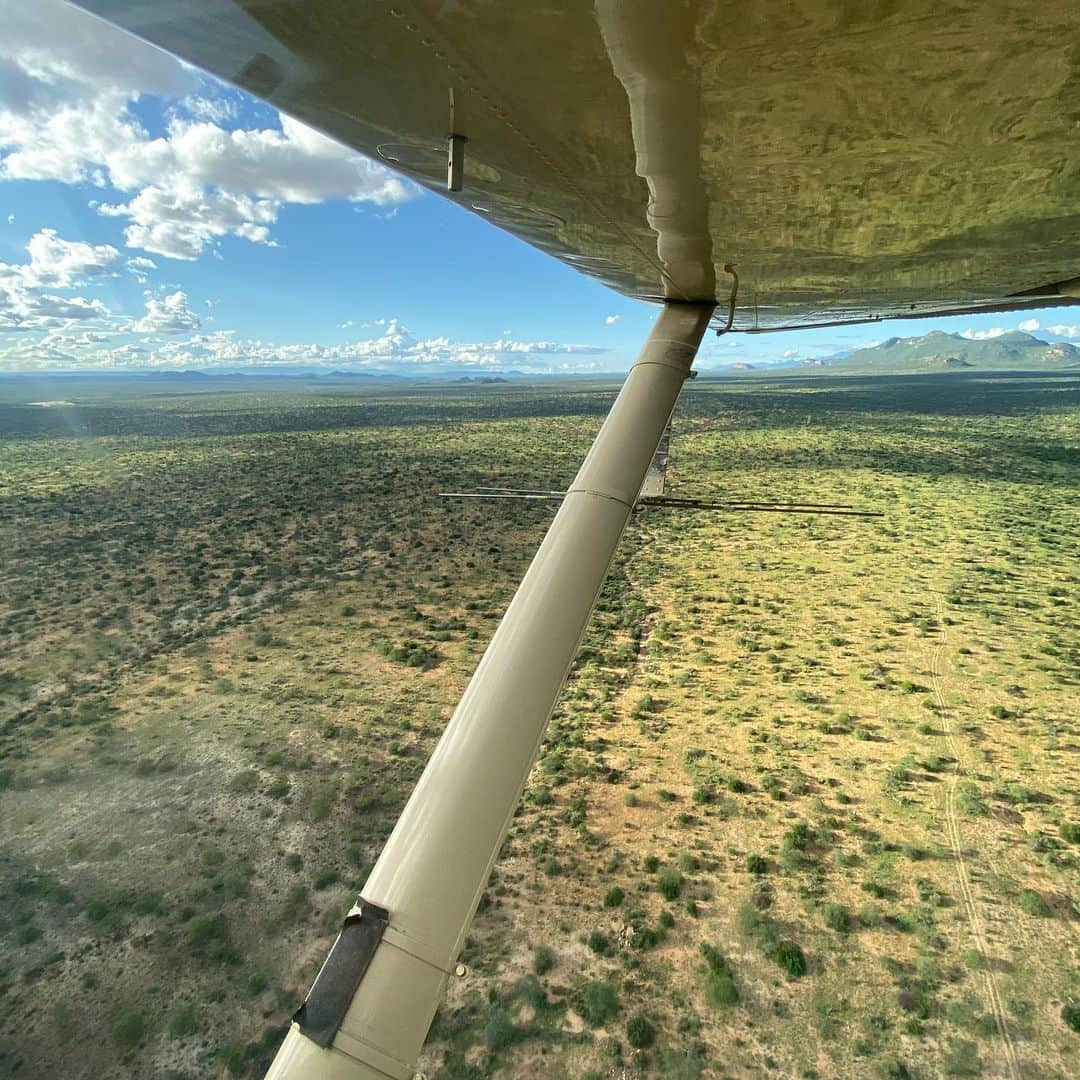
[533,945,555,975]
[955,781,987,816]
[858,905,882,929]
[604,885,625,907]
[626,1014,656,1048]
[187,913,227,952]
[1017,889,1050,917]
[167,1003,199,1038]
[658,866,684,900]
[770,940,807,978]
[574,980,620,1026]
[643,855,660,873]
[313,867,339,890]
[588,930,612,956]
[266,776,290,799]
[112,1009,146,1048]
[783,821,810,852]
[942,1038,980,1076]
[823,903,851,933]
[484,1008,522,1051]
[701,944,739,1007]
[746,853,767,875]
[1062,1002,1080,1033]
[1060,823,1080,844]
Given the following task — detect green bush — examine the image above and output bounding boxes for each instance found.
[1062,1002,1080,1033]
[942,1037,980,1076]
[313,866,339,890]
[574,980,620,1026]
[745,853,767,875]
[823,903,851,933]
[533,945,555,975]
[604,885,625,907]
[112,1009,146,1048]
[1060,823,1080,844]
[770,940,808,978]
[483,1008,523,1051]
[167,1003,199,1038]
[955,781,987,816]
[643,854,660,873]
[588,930,612,956]
[626,1014,656,1049]
[658,866,684,900]
[1017,889,1050,917]
[701,944,739,1007]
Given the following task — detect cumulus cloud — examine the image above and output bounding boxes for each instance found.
[1048,324,1080,338]
[1,317,610,372]
[604,314,620,325]
[1017,318,1040,332]
[960,327,1006,340]
[0,0,414,260]
[133,290,200,333]
[0,227,119,329]
[337,319,355,329]
[20,228,120,286]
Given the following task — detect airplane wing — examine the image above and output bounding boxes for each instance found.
[71,0,1080,331]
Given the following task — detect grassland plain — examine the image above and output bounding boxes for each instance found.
[0,371,1076,1080]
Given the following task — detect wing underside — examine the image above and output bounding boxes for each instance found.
[73,0,1080,331]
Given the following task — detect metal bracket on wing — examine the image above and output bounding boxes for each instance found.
[292,898,390,1049]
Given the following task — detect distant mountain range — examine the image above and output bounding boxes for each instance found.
[798,330,1080,373]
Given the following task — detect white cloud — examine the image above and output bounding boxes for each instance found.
[125,254,157,283]
[6,213,13,224]
[19,228,120,286]
[0,227,119,329]
[133,290,200,333]
[0,291,108,329]
[1048,324,1080,338]
[604,314,620,325]
[179,94,238,126]
[0,317,609,372]
[782,347,800,357]
[960,327,1006,340]
[0,0,414,260]
[1017,318,1040,332]
[99,182,281,259]
[337,319,355,329]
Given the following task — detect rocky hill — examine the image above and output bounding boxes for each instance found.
[813,330,1079,372]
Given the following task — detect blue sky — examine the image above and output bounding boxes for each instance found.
[2,1,1078,374]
